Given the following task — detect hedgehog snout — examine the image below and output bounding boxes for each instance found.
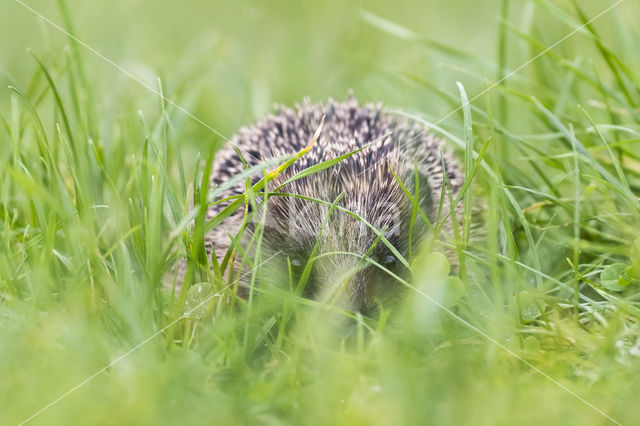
[311,255,379,314]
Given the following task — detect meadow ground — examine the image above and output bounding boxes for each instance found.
[2,0,640,424]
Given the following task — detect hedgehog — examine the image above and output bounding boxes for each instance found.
[190,97,463,315]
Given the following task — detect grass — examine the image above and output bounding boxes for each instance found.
[2,0,640,424]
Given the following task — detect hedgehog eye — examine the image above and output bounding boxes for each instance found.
[291,256,303,268]
[382,254,396,268]
[289,255,306,275]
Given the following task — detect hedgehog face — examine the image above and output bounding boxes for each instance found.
[261,161,434,314]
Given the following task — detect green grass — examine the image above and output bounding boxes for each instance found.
[2,0,640,424]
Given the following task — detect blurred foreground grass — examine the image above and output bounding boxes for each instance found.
[2,0,640,424]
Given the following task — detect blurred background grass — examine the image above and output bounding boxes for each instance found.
[2,0,640,425]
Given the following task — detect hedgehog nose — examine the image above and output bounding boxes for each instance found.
[324,269,371,314]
